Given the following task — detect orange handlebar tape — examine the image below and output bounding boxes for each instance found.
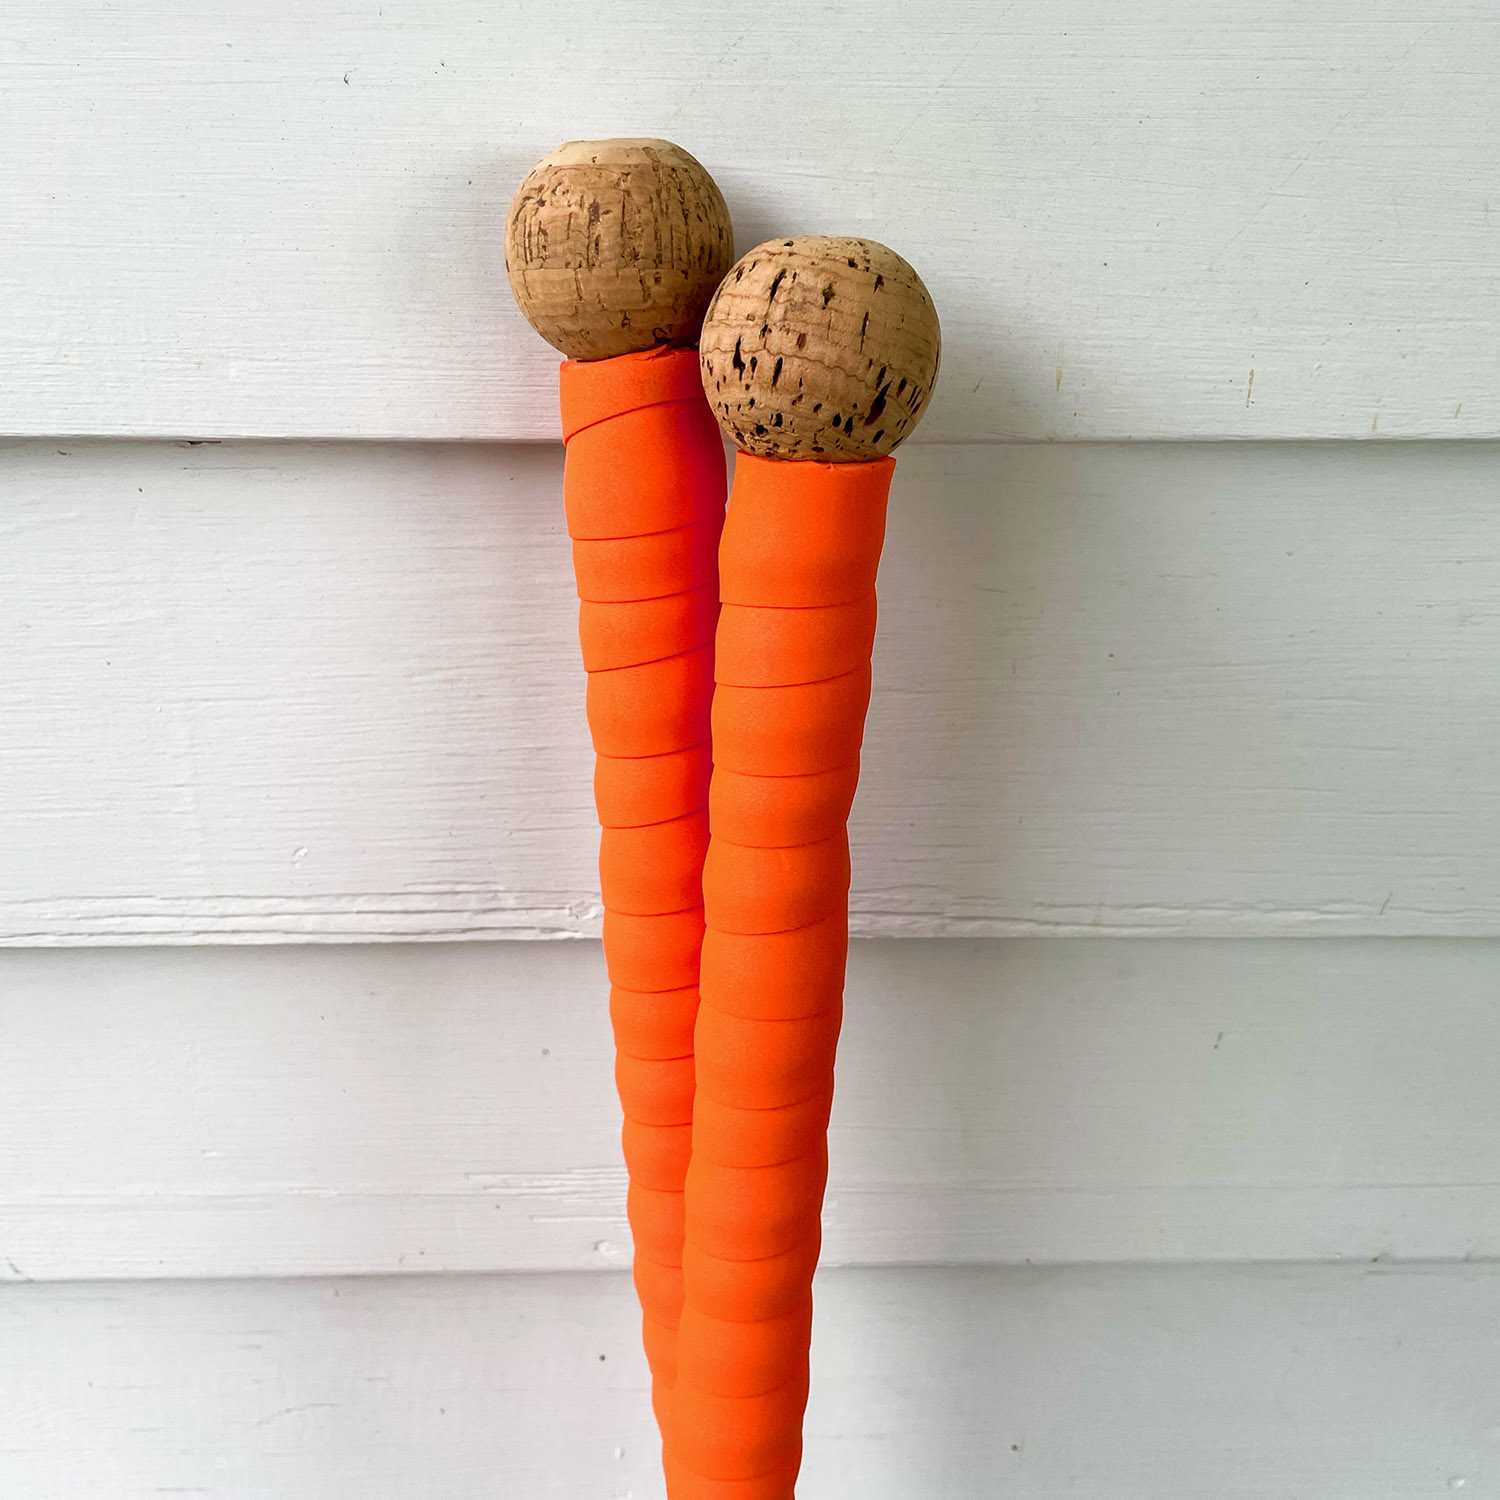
[683,1233,824,1322]
[664,1455,805,1500]
[604,906,708,992]
[691,1090,835,1171]
[708,761,861,849]
[596,743,712,831]
[671,453,893,1498]
[624,1118,694,1192]
[714,596,877,687]
[559,348,727,1450]
[672,1373,811,1482]
[601,810,710,916]
[678,1298,815,1398]
[582,584,721,673]
[699,913,850,1021]
[693,1003,842,1113]
[715,456,889,608]
[573,524,719,604]
[610,982,702,1060]
[711,667,872,777]
[701,835,852,935]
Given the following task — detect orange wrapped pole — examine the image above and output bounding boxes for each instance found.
[506,140,733,1455]
[564,345,725,1412]
[670,238,941,1499]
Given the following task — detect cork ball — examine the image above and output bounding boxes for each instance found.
[699,237,941,462]
[505,139,734,361]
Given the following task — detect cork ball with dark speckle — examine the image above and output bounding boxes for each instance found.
[699,236,941,462]
[506,139,734,361]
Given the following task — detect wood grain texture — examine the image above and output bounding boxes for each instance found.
[2,1,1498,439]
[6,439,1500,943]
[4,1264,1499,1498]
[505,138,733,360]
[700,237,942,460]
[5,938,1500,1281]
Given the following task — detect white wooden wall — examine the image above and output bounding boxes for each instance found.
[5,2,1500,1496]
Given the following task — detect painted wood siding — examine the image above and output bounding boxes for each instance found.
[6,1266,1499,1498]
[4,939,1499,1280]
[2,2,1498,441]
[6,440,1500,943]
[4,6,1498,1495]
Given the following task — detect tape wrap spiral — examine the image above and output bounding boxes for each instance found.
[559,346,728,1424]
[671,453,893,1499]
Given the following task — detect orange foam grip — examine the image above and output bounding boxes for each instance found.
[559,347,728,1459]
[671,453,894,1498]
